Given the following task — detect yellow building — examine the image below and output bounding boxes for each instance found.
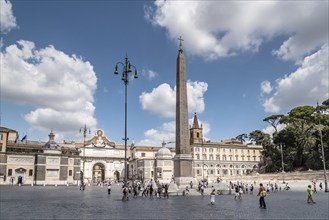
[190,113,262,181]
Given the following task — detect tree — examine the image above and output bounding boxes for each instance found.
[279,105,316,167]
[235,133,248,143]
[263,114,284,136]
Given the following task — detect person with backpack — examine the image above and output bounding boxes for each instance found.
[257,183,267,209]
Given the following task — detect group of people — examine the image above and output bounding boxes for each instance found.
[121,180,170,201]
[106,179,322,208]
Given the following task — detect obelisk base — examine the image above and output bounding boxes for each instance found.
[174,154,198,188]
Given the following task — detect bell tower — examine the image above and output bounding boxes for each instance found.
[190,112,203,144]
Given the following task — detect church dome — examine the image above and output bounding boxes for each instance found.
[156,141,172,158]
[157,147,171,157]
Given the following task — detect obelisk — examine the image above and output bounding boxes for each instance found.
[174,36,195,187]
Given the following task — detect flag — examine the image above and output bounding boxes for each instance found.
[21,135,27,142]
[15,134,19,143]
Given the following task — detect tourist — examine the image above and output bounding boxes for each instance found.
[313,182,317,193]
[149,184,154,199]
[122,185,129,201]
[257,183,267,209]
[107,184,111,195]
[190,181,193,189]
[185,186,189,196]
[250,184,254,194]
[234,185,239,200]
[210,189,216,205]
[319,182,323,191]
[200,184,204,196]
[307,185,316,204]
[133,185,138,198]
[164,184,169,198]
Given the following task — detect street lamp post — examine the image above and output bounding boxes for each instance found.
[114,55,138,185]
[316,103,328,192]
[79,124,90,189]
[280,143,285,184]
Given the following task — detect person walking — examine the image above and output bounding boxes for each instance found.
[107,184,111,195]
[122,185,129,201]
[149,184,154,199]
[164,184,169,198]
[307,185,316,204]
[210,189,216,205]
[313,182,317,193]
[257,183,267,209]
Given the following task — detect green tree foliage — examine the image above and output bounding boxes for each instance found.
[269,99,329,171]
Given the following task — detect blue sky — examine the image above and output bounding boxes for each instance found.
[1,0,328,146]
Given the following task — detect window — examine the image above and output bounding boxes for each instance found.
[216,155,220,160]
[202,154,207,160]
[197,170,200,175]
[253,156,256,161]
[235,155,238,161]
[8,169,12,176]
[248,150,250,154]
[210,170,213,174]
[141,153,145,157]
[217,148,220,152]
[197,132,199,138]
[209,148,213,152]
[247,156,250,161]
[242,155,245,161]
[229,149,231,153]
[196,154,200,160]
[222,155,226,161]
[235,149,238,153]
[209,155,213,160]
[229,155,232,160]
[29,170,33,176]
[69,170,73,176]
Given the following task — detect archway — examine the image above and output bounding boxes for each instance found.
[114,171,120,182]
[93,163,105,183]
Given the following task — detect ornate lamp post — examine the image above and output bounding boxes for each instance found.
[79,124,90,188]
[114,55,138,185]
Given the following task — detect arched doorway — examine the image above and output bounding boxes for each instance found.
[93,163,105,183]
[15,168,26,185]
[114,171,120,182]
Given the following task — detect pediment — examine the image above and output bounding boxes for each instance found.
[87,129,116,148]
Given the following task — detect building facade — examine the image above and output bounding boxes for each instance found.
[0,115,263,185]
[0,127,80,185]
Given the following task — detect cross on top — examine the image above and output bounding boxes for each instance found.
[178,36,184,48]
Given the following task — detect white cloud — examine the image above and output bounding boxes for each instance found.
[262,124,286,137]
[137,117,210,146]
[0,40,98,136]
[143,69,158,80]
[146,1,328,61]
[139,81,208,117]
[260,81,272,94]
[0,0,17,33]
[263,44,329,113]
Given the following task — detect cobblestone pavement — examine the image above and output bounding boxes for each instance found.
[1,184,328,220]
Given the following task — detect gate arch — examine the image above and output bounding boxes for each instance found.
[93,163,105,183]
